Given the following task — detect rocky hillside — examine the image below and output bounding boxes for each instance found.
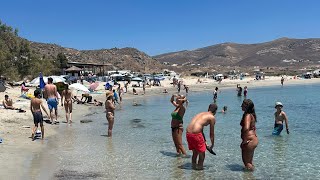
[154,38,320,67]
[30,42,163,72]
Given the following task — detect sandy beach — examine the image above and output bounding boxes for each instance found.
[1,76,320,178]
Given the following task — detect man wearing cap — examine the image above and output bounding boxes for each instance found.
[272,102,289,135]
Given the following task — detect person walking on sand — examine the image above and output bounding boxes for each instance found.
[186,103,217,170]
[143,81,146,95]
[213,87,218,102]
[240,99,258,171]
[44,77,59,124]
[105,92,116,137]
[281,76,284,86]
[61,84,73,124]
[170,94,188,156]
[30,89,49,141]
[272,102,289,135]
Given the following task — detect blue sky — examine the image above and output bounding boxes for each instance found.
[1,0,319,55]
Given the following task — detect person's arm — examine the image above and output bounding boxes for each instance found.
[30,100,33,113]
[283,112,289,134]
[209,116,216,149]
[3,100,8,109]
[107,100,116,111]
[170,94,179,107]
[40,101,50,117]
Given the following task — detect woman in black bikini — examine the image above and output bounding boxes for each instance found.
[170,94,188,156]
[240,99,258,171]
[61,84,73,124]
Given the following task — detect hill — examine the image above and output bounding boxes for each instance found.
[154,38,320,68]
[30,42,163,72]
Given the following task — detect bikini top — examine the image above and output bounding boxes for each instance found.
[171,111,183,121]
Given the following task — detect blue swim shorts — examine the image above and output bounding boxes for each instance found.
[47,98,58,110]
[272,124,283,135]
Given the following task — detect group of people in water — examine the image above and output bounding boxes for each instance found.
[3,76,290,171]
[169,84,289,171]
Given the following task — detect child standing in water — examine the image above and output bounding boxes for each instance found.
[30,89,49,141]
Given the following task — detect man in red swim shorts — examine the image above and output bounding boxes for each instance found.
[186,103,217,170]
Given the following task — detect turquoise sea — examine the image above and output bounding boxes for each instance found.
[28,83,320,179]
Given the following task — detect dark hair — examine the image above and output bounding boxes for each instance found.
[5,95,9,98]
[208,103,218,113]
[215,87,218,91]
[241,99,257,122]
[48,77,53,83]
[34,89,41,97]
[64,84,69,90]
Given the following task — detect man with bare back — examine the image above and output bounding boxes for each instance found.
[61,84,73,124]
[30,89,49,141]
[44,77,59,124]
[186,103,217,170]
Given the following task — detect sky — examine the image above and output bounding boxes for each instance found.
[1,0,320,56]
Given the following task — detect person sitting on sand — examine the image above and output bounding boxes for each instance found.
[163,89,168,93]
[30,89,49,141]
[21,82,29,95]
[3,95,20,110]
[81,93,93,103]
[272,102,289,135]
[186,103,217,170]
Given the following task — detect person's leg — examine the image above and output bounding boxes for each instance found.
[32,125,37,141]
[192,150,198,170]
[54,108,58,123]
[68,101,72,123]
[242,148,254,171]
[107,113,114,137]
[40,123,44,140]
[49,109,54,124]
[171,129,180,154]
[64,103,69,123]
[176,128,187,155]
[197,152,205,170]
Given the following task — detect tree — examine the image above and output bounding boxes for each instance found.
[56,53,68,72]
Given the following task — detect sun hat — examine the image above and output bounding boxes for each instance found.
[275,102,283,108]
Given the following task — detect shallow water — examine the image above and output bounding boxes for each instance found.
[28,83,320,179]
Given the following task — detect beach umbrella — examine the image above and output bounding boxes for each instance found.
[31,76,48,85]
[49,76,66,83]
[69,83,90,92]
[39,72,46,89]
